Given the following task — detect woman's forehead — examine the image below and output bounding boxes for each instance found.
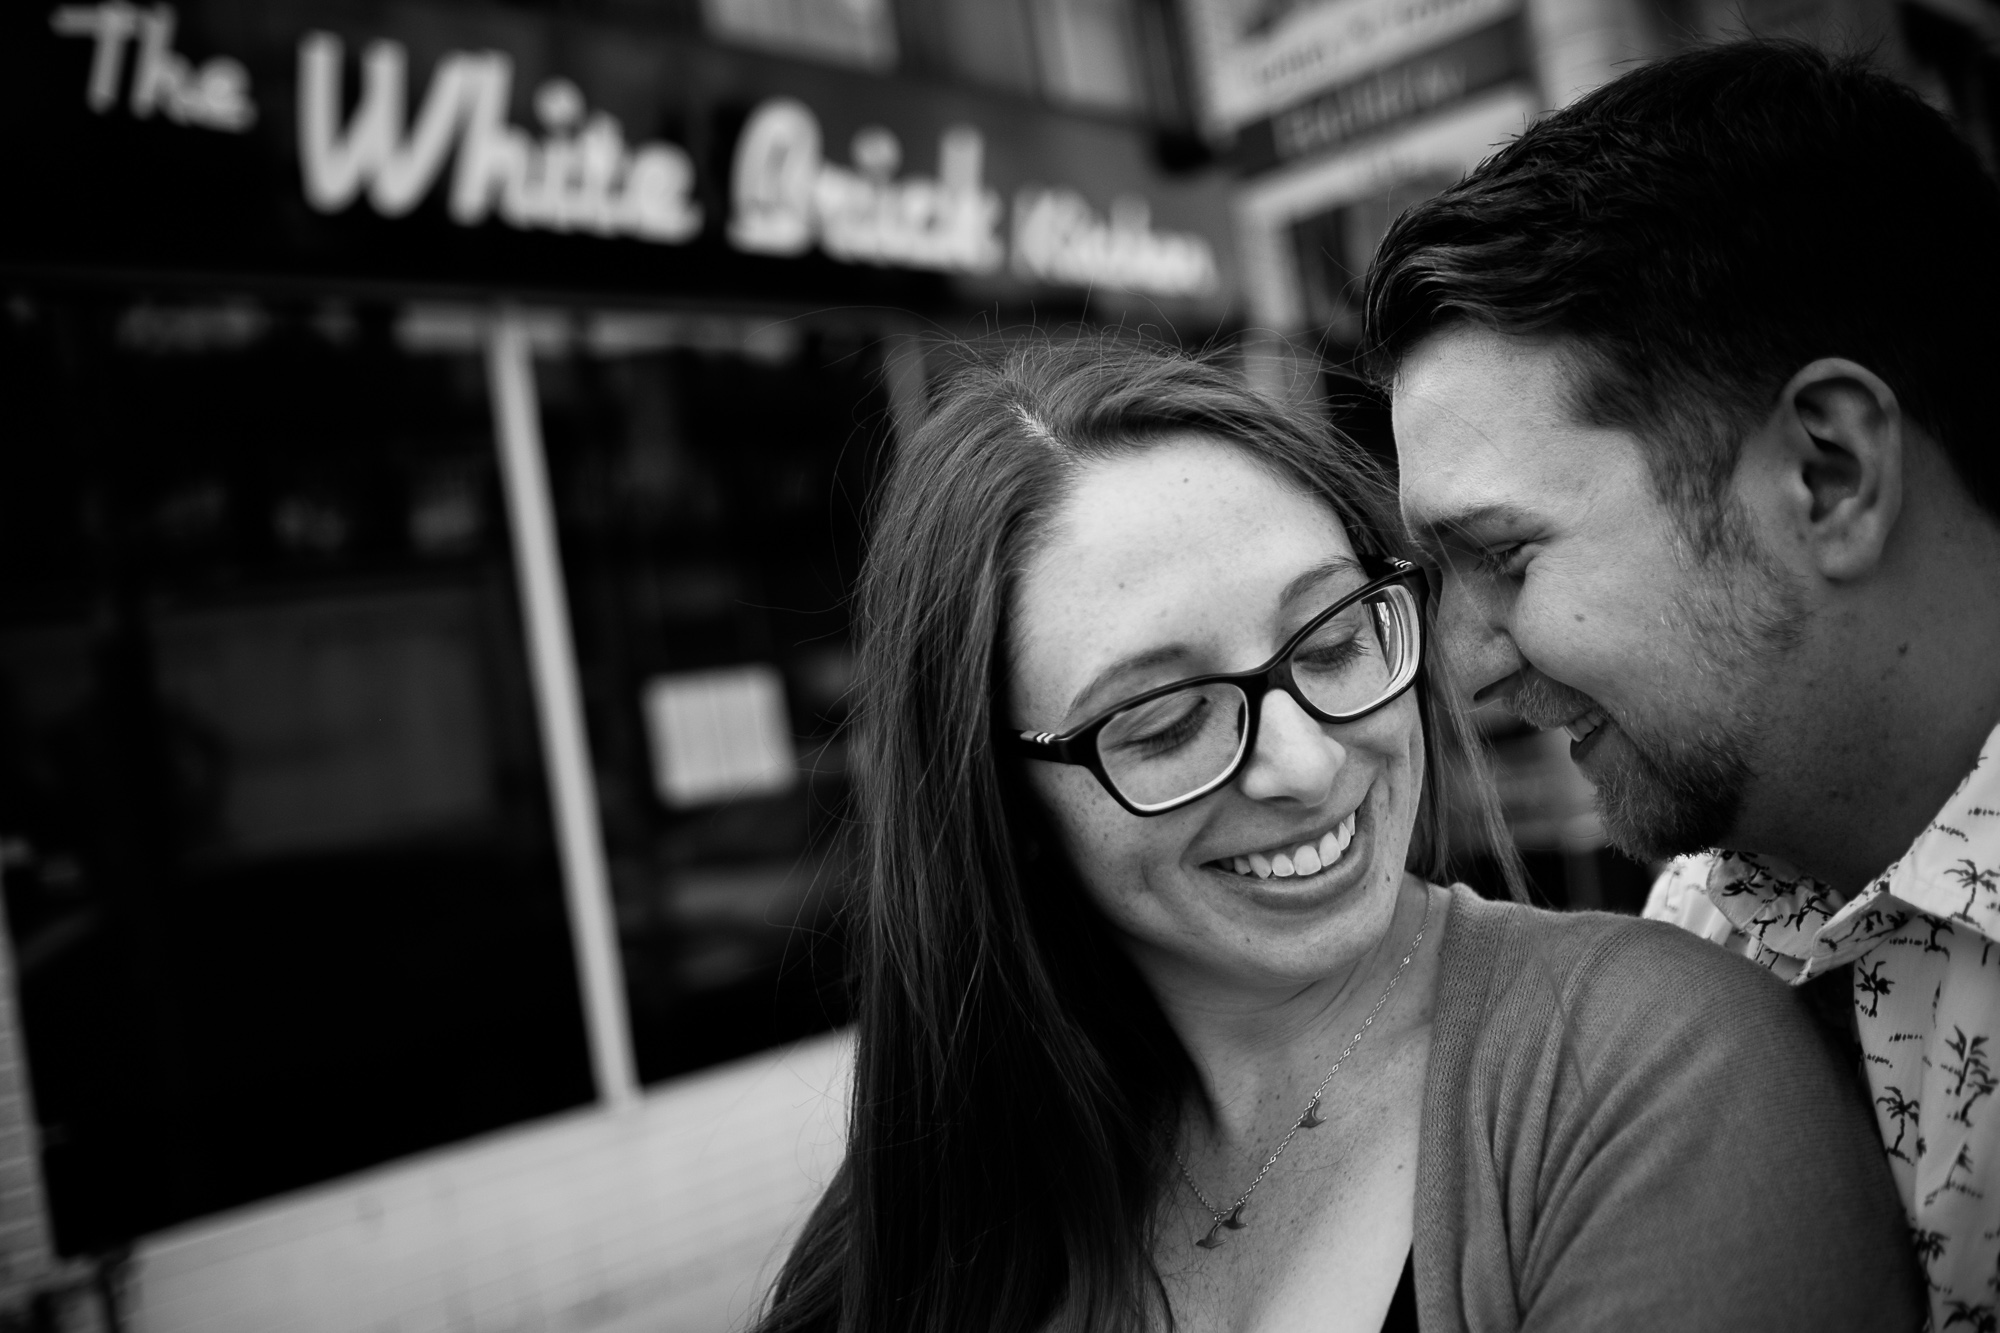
[1009,438,1357,717]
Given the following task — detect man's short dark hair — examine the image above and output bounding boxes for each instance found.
[1363,41,2000,543]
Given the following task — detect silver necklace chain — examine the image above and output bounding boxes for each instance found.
[1173,889,1432,1251]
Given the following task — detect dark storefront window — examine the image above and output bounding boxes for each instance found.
[534,316,887,1085]
[0,293,593,1252]
[1289,172,1463,346]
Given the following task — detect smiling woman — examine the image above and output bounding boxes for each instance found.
[751,337,1921,1333]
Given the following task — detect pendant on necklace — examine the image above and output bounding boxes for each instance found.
[1195,1204,1247,1249]
[1298,1097,1326,1129]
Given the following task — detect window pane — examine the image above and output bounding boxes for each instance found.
[534,319,886,1085]
[0,294,592,1252]
[1032,0,1145,113]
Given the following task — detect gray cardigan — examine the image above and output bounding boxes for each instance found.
[1414,887,1922,1332]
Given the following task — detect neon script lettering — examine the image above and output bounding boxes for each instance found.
[729,98,1005,274]
[297,34,702,244]
[1011,190,1219,297]
[52,2,256,131]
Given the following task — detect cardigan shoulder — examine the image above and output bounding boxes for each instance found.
[1438,886,1799,1022]
[1430,886,1831,1089]
[1415,886,1923,1333]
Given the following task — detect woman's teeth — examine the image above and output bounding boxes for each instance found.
[1226,813,1357,880]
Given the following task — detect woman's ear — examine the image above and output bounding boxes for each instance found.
[1739,358,1904,582]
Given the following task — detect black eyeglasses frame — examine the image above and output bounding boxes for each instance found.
[1005,557,1428,817]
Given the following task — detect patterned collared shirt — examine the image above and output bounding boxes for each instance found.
[1647,723,2000,1333]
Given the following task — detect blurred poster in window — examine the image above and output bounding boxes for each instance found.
[1182,0,1522,134]
[702,0,899,72]
[642,665,797,809]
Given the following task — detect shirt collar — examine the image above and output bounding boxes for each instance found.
[1701,721,2000,981]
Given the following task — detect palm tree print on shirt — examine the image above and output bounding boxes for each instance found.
[1928,1143,1982,1207]
[1947,860,2000,927]
[1883,1087,1922,1163]
[1859,959,1896,1018]
[1945,1029,1998,1128]
[1928,917,1959,958]
[1944,1300,1997,1333]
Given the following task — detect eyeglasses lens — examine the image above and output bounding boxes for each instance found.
[1292,585,1418,717]
[1094,585,1419,810]
[1096,682,1251,809]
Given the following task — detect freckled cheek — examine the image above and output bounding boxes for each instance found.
[1351,699,1422,813]
[1030,766,1143,875]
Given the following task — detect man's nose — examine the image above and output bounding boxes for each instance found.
[1235,689,1344,805]
[1436,568,1524,706]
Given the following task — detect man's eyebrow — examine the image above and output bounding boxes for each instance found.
[1064,644,1190,723]
[1405,502,1537,558]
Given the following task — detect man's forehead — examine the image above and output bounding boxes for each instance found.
[1392,327,1632,524]
[1392,328,1585,450]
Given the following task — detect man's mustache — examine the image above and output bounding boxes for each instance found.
[1501,671,1604,732]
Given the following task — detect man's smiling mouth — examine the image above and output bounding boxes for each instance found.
[1211,811,1358,880]
[1565,710,1608,745]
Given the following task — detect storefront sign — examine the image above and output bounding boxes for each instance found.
[297,34,704,242]
[1010,191,1220,298]
[728,98,1004,272]
[14,1,1234,310]
[52,2,253,130]
[1183,0,1523,135]
[1229,18,1528,172]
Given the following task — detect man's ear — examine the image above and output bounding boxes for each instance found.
[1752,358,1904,582]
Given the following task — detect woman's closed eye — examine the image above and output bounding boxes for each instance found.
[1293,634,1368,673]
[1108,693,1211,756]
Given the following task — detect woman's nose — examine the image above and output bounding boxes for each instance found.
[1234,689,1344,804]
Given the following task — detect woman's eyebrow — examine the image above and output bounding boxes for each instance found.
[1065,644,1190,723]
[1058,556,1362,724]
[1279,555,1364,606]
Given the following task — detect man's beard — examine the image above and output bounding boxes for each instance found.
[1507,672,1752,861]
[1504,553,1805,863]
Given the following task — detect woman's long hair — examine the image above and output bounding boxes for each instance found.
[757,336,1519,1333]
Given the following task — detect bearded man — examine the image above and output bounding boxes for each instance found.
[1368,40,2000,1328]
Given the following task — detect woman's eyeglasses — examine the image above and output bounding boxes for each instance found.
[1007,558,1426,816]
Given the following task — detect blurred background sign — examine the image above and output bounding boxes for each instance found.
[1181,0,1523,135]
[6,0,1239,321]
[1225,15,1529,172]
